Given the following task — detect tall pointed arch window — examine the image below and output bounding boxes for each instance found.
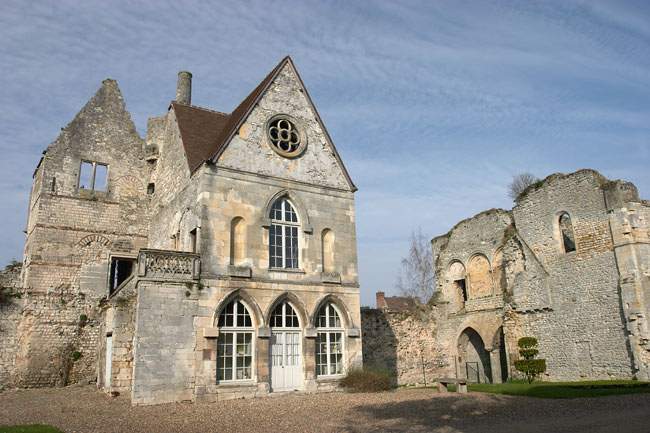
[559,212,576,253]
[315,303,344,376]
[217,299,254,381]
[269,198,299,269]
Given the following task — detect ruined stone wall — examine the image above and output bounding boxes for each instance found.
[6,79,149,388]
[361,307,450,385]
[0,263,23,387]
[512,170,632,380]
[424,171,645,383]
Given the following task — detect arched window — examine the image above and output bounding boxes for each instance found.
[559,213,576,253]
[230,217,245,265]
[270,301,301,328]
[269,198,299,269]
[217,299,254,381]
[322,229,335,272]
[448,261,467,307]
[315,303,344,376]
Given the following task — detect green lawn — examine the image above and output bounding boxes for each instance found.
[0,426,64,433]
[454,380,650,399]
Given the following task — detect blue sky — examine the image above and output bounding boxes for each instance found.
[1,0,649,307]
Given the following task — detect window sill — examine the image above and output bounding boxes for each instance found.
[216,381,256,388]
[316,375,345,383]
[268,268,305,274]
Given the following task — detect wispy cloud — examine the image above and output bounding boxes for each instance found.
[1,0,649,306]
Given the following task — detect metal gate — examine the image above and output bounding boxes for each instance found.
[466,361,480,384]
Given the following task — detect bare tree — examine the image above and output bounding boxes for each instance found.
[508,172,539,200]
[395,227,435,303]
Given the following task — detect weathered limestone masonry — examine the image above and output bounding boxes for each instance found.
[6,80,148,388]
[0,262,23,387]
[362,170,650,385]
[435,170,650,382]
[3,57,362,405]
[361,307,450,386]
[123,58,361,405]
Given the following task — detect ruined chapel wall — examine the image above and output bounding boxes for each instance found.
[512,170,632,380]
[432,209,512,311]
[10,79,149,388]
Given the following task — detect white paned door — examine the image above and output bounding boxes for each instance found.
[270,331,302,391]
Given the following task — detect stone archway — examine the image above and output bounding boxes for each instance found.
[457,327,492,383]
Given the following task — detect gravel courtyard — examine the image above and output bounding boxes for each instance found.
[1,386,650,433]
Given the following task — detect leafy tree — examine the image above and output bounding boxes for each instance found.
[395,227,435,303]
[514,337,546,383]
[508,172,539,200]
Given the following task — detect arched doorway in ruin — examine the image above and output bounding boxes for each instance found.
[457,327,492,383]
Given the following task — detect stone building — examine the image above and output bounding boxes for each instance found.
[2,57,362,404]
[362,170,650,385]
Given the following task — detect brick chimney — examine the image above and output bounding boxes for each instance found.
[376,291,386,309]
[176,71,192,104]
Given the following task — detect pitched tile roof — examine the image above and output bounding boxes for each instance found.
[171,56,357,191]
[382,296,419,311]
[171,103,230,173]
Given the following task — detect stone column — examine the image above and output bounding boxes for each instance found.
[489,348,503,383]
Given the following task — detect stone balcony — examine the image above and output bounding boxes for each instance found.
[137,249,200,281]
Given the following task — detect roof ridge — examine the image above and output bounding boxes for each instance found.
[171,101,229,116]
[207,56,291,162]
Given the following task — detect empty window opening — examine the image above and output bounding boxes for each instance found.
[559,213,576,253]
[189,228,197,253]
[109,258,135,294]
[78,160,108,191]
[147,183,155,195]
[51,177,56,192]
[94,164,107,191]
[79,161,93,189]
[455,279,468,302]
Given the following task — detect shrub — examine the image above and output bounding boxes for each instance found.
[514,337,546,383]
[339,366,394,392]
[72,351,82,362]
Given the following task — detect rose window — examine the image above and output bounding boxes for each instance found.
[266,115,306,157]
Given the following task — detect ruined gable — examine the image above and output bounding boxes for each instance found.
[216,62,354,191]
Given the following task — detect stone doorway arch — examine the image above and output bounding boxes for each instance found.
[457,327,492,383]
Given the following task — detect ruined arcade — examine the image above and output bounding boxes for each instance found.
[363,170,650,385]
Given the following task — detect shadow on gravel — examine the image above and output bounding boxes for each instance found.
[342,394,513,433]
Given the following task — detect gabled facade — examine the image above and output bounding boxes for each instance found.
[4,57,362,405]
